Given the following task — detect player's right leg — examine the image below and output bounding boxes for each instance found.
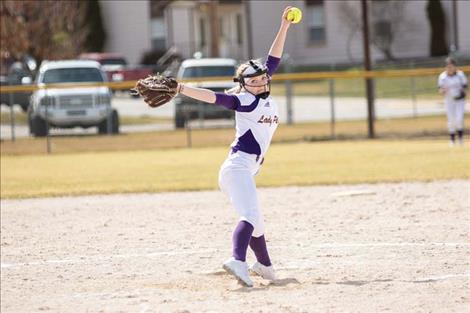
[219,162,259,286]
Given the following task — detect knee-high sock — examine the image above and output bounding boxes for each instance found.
[232,220,254,262]
[249,235,272,266]
[457,129,463,139]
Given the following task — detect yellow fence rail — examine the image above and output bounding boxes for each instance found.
[1,66,469,94]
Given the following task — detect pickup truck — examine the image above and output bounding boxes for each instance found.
[0,61,34,112]
[79,53,153,92]
[28,60,118,136]
[174,58,237,128]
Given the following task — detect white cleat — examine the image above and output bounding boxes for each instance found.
[223,257,253,287]
[250,261,276,281]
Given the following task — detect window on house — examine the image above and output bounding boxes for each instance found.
[306,0,326,43]
[151,18,166,50]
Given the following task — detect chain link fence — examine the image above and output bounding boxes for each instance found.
[1,62,469,152]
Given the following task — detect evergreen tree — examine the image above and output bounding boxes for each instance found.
[83,0,106,52]
[426,0,448,56]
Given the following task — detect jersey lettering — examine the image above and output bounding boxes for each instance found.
[257,115,279,126]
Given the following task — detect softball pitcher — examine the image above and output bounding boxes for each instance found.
[438,57,468,146]
[175,7,295,286]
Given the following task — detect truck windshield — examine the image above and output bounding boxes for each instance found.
[100,58,127,66]
[43,68,104,83]
[182,66,235,78]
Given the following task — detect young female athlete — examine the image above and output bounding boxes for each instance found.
[175,7,294,286]
[438,57,468,146]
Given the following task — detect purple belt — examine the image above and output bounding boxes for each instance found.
[231,147,264,164]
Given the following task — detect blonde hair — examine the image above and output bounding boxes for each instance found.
[226,59,263,94]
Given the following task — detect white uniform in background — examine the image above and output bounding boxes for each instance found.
[438,70,468,134]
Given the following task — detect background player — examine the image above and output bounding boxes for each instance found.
[438,57,468,146]
[175,7,295,286]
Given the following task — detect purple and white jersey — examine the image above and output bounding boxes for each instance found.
[214,55,281,157]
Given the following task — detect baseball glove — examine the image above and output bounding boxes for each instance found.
[454,90,466,100]
[130,75,179,108]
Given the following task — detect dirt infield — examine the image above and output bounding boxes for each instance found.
[1,180,469,312]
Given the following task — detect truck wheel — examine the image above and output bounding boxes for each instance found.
[175,113,186,129]
[20,102,29,113]
[30,114,48,137]
[98,109,120,134]
[111,109,119,134]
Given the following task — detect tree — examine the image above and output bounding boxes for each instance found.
[426,0,448,56]
[337,0,411,61]
[0,0,88,63]
[83,0,106,52]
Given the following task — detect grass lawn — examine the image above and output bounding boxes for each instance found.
[1,115,466,155]
[1,139,469,199]
[0,112,172,126]
[270,76,440,99]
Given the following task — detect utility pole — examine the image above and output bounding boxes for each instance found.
[361,0,375,138]
[208,0,219,57]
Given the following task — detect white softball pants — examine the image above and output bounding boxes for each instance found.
[445,99,465,133]
[218,151,265,237]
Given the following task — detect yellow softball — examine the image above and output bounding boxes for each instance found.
[287,7,302,24]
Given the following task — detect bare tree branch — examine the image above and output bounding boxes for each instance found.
[0,0,88,63]
[337,0,412,61]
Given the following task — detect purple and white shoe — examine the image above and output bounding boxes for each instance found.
[223,257,253,287]
[250,261,276,281]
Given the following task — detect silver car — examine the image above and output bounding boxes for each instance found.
[28,60,119,136]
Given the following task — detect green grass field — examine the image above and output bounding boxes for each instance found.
[0,111,172,126]
[2,115,465,155]
[1,140,469,199]
[270,76,440,98]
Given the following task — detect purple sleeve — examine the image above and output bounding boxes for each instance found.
[265,55,281,76]
[214,93,240,110]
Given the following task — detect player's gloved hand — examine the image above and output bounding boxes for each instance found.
[454,89,466,100]
[130,75,179,108]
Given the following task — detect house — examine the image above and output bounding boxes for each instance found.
[99,0,470,66]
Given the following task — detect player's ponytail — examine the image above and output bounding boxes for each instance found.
[226,63,250,94]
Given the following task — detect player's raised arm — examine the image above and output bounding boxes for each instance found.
[268,7,293,59]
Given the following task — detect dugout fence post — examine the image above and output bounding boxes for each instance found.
[184,105,192,148]
[329,78,336,139]
[284,54,294,125]
[45,94,51,154]
[329,63,337,139]
[7,79,16,141]
[409,63,418,118]
[285,79,293,125]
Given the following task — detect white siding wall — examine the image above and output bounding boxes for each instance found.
[248,0,466,65]
[168,4,193,59]
[389,0,430,59]
[99,0,468,66]
[456,0,470,57]
[99,0,151,65]
[249,0,294,60]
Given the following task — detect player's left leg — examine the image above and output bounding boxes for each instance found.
[455,100,465,145]
[249,233,276,281]
[446,100,457,146]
